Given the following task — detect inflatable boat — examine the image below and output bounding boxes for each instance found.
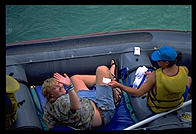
[6,29,192,130]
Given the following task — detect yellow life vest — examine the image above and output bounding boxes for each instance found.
[6,75,20,129]
[147,66,188,113]
[6,93,18,128]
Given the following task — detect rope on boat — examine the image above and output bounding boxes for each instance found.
[123,99,192,130]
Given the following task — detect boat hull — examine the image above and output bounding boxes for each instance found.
[6,29,192,130]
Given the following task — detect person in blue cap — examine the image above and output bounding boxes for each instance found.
[108,46,191,118]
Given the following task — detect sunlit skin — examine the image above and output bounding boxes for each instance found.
[50,82,66,100]
[46,73,81,129]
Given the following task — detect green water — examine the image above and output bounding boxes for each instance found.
[6,5,192,44]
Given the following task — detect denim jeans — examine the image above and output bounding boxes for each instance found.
[77,84,115,125]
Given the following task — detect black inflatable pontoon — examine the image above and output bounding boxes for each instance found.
[6,29,192,130]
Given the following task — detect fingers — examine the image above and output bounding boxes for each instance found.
[53,72,71,86]
[144,72,151,75]
[53,73,61,80]
[53,73,68,78]
[107,81,113,86]
[108,80,116,87]
[54,72,61,77]
[64,73,68,78]
[53,73,65,82]
[54,73,65,78]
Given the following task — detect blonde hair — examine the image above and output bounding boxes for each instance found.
[42,78,57,102]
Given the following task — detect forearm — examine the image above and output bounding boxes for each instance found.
[69,90,81,111]
[67,83,81,111]
[117,83,142,97]
[53,73,81,111]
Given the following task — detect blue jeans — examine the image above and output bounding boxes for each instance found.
[77,85,115,125]
[183,85,190,101]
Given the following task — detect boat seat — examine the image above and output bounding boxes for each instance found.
[120,66,155,121]
[6,65,42,129]
[119,50,156,121]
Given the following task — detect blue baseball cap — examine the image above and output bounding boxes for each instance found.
[151,46,177,61]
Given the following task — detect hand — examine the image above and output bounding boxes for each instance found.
[144,71,152,75]
[108,80,119,88]
[53,73,71,86]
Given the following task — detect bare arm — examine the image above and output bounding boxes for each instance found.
[108,71,155,97]
[53,73,81,111]
[183,66,189,75]
[68,84,81,111]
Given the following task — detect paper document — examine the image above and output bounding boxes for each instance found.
[102,77,111,84]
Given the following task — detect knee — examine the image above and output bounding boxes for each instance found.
[96,65,109,73]
[70,74,80,82]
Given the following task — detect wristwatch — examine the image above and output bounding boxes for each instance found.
[64,82,74,92]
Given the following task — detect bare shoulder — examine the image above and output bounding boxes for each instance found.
[182,66,189,74]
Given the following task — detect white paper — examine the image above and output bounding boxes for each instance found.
[102,77,111,84]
